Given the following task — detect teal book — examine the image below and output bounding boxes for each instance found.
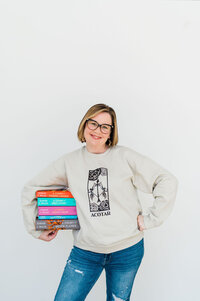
[37,197,76,206]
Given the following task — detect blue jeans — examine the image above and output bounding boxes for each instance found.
[54,238,144,301]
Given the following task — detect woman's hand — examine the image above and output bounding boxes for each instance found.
[38,229,59,241]
[137,214,146,231]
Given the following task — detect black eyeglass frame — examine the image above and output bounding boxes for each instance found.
[86,118,114,133]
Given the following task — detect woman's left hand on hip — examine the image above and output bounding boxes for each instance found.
[137,214,146,231]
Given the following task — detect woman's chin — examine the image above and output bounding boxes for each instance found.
[87,139,104,146]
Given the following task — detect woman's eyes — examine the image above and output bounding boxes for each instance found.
[89,121,109,129]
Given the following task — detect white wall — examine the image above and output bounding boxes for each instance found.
[1,1,199,300]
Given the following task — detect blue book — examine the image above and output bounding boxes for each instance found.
[38,215,78,220]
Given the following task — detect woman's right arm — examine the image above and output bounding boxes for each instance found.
[21,154,68,240]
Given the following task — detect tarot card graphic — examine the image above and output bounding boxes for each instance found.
[88,167,110,212]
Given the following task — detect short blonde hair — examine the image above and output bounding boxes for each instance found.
[77,103,118,147]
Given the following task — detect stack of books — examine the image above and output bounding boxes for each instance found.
[35,189,80,231]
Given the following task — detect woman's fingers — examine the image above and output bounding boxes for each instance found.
[38,229,59,241]
[137,214,146,231]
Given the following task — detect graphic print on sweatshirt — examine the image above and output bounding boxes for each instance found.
[87,167,111,217]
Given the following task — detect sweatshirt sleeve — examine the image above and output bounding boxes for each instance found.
[126,148,179,230]
[21,154,68,239]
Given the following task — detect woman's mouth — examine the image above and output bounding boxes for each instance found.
[91,134,101,140]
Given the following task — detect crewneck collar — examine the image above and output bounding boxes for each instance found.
[83,145,112,157]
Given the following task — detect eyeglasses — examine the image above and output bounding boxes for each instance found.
[86,118,114,134]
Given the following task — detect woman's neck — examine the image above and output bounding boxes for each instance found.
[85,144,109,154]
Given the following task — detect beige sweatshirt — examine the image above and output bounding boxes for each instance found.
[21,145,178,253]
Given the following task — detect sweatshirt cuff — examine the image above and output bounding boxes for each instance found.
[143,214,163,230]
[31,229,43,239]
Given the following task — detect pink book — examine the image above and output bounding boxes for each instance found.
[38,206,77,216]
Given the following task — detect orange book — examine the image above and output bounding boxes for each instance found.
[36,189,73,198]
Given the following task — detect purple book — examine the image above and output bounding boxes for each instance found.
[38,206,77,216]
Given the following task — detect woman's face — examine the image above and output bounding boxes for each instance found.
[83,112,112,148]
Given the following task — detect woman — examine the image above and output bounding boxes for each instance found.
[21,103,178,301]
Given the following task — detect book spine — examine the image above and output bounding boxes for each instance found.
[38,215,78,220]
[38,206,77,216]
[37,198,76,206]
[35,219,80,230]
[36,190,73,198]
